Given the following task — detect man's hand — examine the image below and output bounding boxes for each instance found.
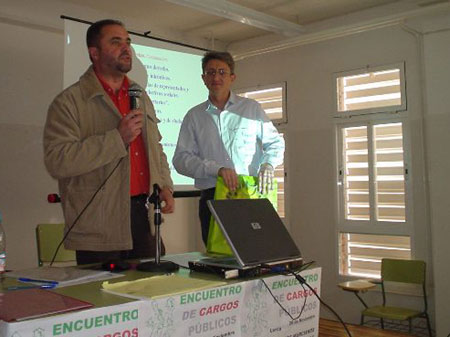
[118,109,143,145]
[258,163,274,194]
[160,187,175,214]
[218,167,239,191]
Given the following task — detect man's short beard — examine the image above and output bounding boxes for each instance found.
[117,63,132,73]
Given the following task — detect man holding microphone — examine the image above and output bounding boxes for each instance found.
[44,19,174,264]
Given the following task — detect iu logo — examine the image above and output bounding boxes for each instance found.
[251,222,262,230]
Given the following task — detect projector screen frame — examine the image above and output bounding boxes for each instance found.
[61,15,209,53]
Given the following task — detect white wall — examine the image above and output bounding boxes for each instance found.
[422,19,450,336]
[0,0,210,270]
[0,20,65,269]
[233,21,449,333]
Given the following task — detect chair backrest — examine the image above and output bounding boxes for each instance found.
[36,223,76,266]
[381,258,426,285]
[380,258,430,317]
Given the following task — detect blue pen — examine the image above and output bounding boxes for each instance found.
[18,278,59,285]
[8,284,56,291]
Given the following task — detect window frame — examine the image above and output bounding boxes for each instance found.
[275,124,289,223]
[334,113,415,279]
[333,57,416,279]
[333,62,407,117]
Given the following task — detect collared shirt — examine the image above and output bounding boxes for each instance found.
[173,91,285,190]
[95,72,150,196]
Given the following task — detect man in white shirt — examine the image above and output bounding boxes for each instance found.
[173,51,284,245]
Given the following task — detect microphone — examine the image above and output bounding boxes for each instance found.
[128,84,142,110]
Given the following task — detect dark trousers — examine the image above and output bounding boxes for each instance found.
[199,188,216,246]
[76,194,165,265]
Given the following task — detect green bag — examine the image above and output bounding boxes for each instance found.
[206,175,278,256]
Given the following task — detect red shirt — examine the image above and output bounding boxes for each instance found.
[96,72,150,196]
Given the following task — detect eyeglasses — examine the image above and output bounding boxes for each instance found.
[204,69,231,77]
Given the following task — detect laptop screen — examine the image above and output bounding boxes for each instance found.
[207,199,301,267]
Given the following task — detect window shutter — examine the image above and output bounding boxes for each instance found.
[342,126,370,221]
[340,233,411,278]
[335,63,405,116]
[339,122,409,278]
[342,123,406,222]
[240,87,283,121]
[374,123,406,222]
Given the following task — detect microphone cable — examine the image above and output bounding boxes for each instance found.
[49,156,125,266]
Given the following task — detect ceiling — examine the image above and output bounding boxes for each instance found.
[58,0,447,49]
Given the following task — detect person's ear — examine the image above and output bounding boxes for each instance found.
[88,47,99,63]
[230,73,236,83]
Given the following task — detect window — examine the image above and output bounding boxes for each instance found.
[341,123,406,223]
[334,63,406,116]
[236,83,287,218]
[335,64,411,278]
[237,82,287,124]
[340,233,411,278]
[338,122,411,278]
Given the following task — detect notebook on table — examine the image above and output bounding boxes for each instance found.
[0,288,93,322]
[190,198,302,274]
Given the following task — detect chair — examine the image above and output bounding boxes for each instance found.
[36,223,76,267]
[361,258,432,336]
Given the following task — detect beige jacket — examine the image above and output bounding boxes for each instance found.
[43,66,173,251]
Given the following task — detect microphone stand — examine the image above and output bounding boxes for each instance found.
[137,184,179,273]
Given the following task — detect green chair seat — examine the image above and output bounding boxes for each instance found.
[362,305,421,321]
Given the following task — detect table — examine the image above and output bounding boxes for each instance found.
[338,279,376,309]
[1,254,321,337]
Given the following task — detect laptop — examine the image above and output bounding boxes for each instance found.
[190,198,302,274]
